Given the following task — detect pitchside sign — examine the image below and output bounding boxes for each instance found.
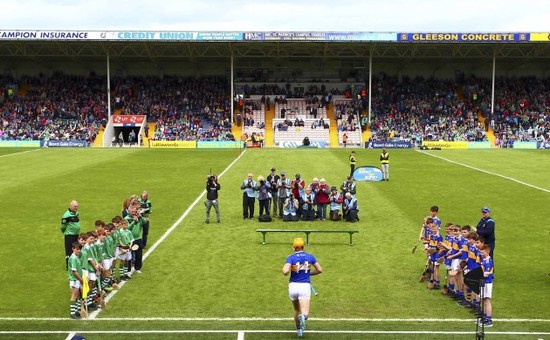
[112,115,146,127]
[353,166,384,182]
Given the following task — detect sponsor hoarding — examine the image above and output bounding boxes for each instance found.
[397,32,530,43]
[512,142,537,149]
[278,141,328,148]
[366,141,412,149]
[422,141,468,149]
[42,140,88,147]
[353,166,384,182]
[112,115,146,127]
[467,142,492,149]
[0,140,40,147]
[149,141,196,148]
[197,141,244,149]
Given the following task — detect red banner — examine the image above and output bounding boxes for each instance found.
[112,115,146,126]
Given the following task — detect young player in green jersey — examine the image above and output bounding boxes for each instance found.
[117,219,134,280]
[81,232,100,311]
[102,224,117,291]
[68,242,83,319]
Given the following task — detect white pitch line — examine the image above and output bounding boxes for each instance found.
[1,317,549,322]
[88,149,247,318]
[1,330,550,336]
[416,150,550,194]
[237,330,245,340]
[65,331,76,340]
[0,148,41,158]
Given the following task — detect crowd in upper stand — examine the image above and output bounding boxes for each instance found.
[1,73,548,145]
[468,76,549,146]
[368,74,549,144]
[0,73,106,142]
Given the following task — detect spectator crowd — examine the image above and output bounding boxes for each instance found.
[1,73,547,146]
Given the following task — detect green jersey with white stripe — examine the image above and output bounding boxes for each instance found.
[104,235,116,258]
[80,244,95,272]
[68,253,82,281]
[119,229,133,247]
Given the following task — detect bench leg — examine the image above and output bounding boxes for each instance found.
[305,232,310,245]
[262,232,266,245]
[349,232,353,246]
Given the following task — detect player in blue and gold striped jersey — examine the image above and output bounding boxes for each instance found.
[480,245,494,327]
[282,238,323,338]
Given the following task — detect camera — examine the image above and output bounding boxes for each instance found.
[260,180,265,185]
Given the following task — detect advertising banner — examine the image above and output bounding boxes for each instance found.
[537,142,550,149]
[243,32,395,42]
[0,30,243,41]
[353,166,384,182]
[397,32,529,43]
[366,140,412,149]
[0,140,41,147]
[42,140,88,147]
[467,142,492,149]
[149,140,196,148]
[197,141,244,149]
[112,115,146,127]
[512,142,537,149]
[278,141,328,148]
[422,141,468,149]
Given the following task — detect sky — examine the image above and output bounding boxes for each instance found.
[1,0,549,32]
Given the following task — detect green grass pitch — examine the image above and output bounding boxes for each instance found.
[0,147,549,339]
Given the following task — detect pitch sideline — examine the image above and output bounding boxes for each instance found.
[0,148,41,158]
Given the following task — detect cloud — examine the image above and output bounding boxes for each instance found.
[0,0,548,31]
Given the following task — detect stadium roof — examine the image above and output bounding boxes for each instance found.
[0,30,548,66]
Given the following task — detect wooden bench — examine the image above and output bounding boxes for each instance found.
[256,229,359,246]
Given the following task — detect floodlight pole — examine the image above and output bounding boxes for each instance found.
[230,53,234,126]
[107,53,111,121]
[490,50,496,119]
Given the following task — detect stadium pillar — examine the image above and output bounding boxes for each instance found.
[491,51,496,117]
[107,53,112,121]
[230,53,234,126]
[368,48,373,125]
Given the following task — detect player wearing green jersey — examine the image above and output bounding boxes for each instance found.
[81,232,100,311]
[125,203,145,274]
[117,219,134,280]
[68,242,83,319]
[102,224,117,290]
[61,200,81,269]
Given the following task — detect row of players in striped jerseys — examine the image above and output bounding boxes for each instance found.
[242,169,360,223]
[419,206,495,327]
[67,200,148,319]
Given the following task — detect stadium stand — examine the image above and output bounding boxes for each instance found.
[1,72,547,146]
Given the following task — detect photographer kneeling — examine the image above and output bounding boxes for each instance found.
[343,192,359,223]
[205,174,221,224]
[283,194,300,222]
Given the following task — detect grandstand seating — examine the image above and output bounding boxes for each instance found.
[275,99,327,119]
[1,73,547,147]
[274,126,330,147]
